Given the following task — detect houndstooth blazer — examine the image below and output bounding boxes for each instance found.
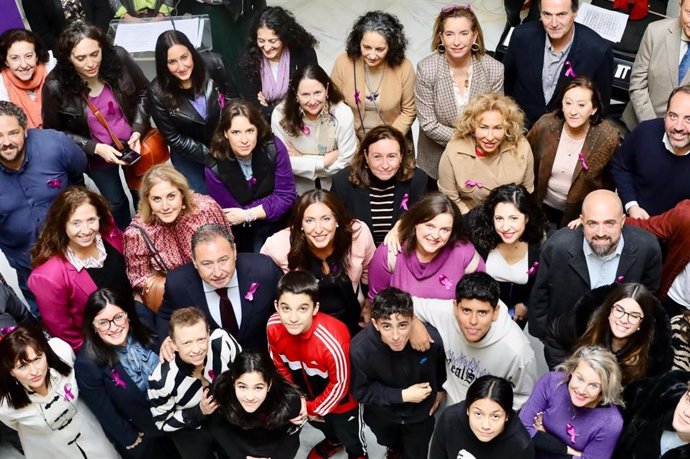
[415,52,504,179]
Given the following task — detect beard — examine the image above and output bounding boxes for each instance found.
[588,235,620,257]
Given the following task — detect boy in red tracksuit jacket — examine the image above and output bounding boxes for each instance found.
[267,271,366,459]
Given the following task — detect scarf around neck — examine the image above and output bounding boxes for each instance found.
[2,64,47,128]
[260,47,291,102]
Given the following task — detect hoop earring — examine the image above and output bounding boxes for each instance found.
[437,43,446,54]
[471,43,480,53]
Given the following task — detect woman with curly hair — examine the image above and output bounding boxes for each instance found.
[238,6,318,121]
[205,99,296,252]
[271,64,357,194]
[415,5,503,183]
[210,350,304,459]
[260,189,375,335]
[42,21,150,230]
[330,125,427,245]
[437,93,534,213]
[0,29,54,128]
[470,184,547,327]
[28,186,130,351]
[527,76,620,227]
[543,283,672,386]
[331,10,416,140]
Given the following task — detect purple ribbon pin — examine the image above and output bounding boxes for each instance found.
[218,94,225,110]
[354,89,361,105]
[566,423,578,443]
[527,261,540,276]
[111,369,127,388]
[244,282,259,301]
[300,124,311,136]
[400,193,409,210]
[565,61,577,78]
[465,179,484,189]
[578,153,589,171]
[47,178,62,189]
[439,275,453,290]
[63,383,75,401]
[208,369,216,382]
[616,275,625,283]
[248,177,257,186]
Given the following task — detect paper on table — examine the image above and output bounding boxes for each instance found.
[574,3,628,43]
[114,17,204,53]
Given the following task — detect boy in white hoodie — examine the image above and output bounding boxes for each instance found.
[412,272,537,409]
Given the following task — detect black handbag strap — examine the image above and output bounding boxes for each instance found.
[129,224,171,273]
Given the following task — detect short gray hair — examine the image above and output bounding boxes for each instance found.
[191,224,234,258]
[0,101,28,129]
[557,345,624,407]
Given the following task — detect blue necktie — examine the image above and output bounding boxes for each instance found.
[679,43,690,84]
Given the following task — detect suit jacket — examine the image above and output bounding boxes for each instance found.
[504,21,614,128]
[527,112,621,226]
[330,166,428,234]
[622,18,688,130]
[415,52,504,179]
[527,225,662,339]
[157,253,282,350]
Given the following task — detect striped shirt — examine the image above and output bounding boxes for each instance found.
[369,176,396,245]
[148,329,241,431]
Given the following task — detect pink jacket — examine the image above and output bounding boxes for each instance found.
[28,228,124,350]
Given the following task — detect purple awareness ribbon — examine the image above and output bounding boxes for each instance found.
[244,282,260,301]
[111,369,127,388]
[63,383,75,401]
[439,275,453,290]
[400,193,409,210]
[565,61,577,78]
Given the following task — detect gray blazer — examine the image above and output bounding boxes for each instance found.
[623,18,690,130]
[415,52,503,179]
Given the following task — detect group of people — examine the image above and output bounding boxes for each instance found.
[2,0,690,458]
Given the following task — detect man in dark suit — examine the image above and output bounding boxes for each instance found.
[157,224,282,350]
[503,0,614,127]
[528,190,662,339]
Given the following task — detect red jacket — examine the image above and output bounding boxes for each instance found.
[267,312,357,416]
[626,199,690,299]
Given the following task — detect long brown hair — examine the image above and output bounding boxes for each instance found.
[0,325,71,409]
[31,186,115,268]
[575,283,658,385]
[287,190,353,276]
[398,192,467,255]
[348,125,416,187]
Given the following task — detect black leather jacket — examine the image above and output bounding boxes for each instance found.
[148,52,236,165]
[42,46,150,157]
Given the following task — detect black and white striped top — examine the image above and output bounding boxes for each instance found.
[369,176,396,245]
[148,328,241,432]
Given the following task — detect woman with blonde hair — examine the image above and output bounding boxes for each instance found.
[123,164,232,311]
[437,93,533,213]
[416,4,503,183]
[519,346,624,458]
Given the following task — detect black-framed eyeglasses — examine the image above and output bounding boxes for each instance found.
[611,304,643,325]
[93,312,128,332]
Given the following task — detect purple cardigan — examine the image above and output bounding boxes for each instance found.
[28,228,124,351]
[519,371,623,459]
[204,136,296,222]
[368,241,485,301]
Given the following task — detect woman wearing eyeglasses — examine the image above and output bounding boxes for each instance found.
[0,324,119,459]
[75,288,174,459]
[543,283,672,386]
[28,186,131,351]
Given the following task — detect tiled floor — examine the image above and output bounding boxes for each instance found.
[0,1,551,458]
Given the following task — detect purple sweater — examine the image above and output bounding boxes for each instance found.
[519,371,623,459]
[204,137,296,221]
[367,241,485,301]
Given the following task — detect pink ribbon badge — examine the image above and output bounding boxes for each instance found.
[63,383,75,401]
[527,261,540,276]
[111,369,127,389]
[300,124,311,136]
[354,89,361,105]
[578,153,589,171]
[439,275,453,290]
[208,369,216,382]
[47,178,62,189]
[244,282,259,301]
[248,177,257,186]
[565,61,577,78]
[465,179,484,189]
[400,193,409,210]
[566,423,579,443]
[0,325,17,343]
[218,93,225,110]
[616,275,625,283]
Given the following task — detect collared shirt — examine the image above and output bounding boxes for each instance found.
[663,133,690,156]
[202,271,242,328]
[65,234,107,271]
[583,234,625,288]
[542,31,575,104]
[236,156,253,180]
[679,31,690,63]
[668,262,690,308]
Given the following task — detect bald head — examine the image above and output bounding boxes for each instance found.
[580,190,625,257]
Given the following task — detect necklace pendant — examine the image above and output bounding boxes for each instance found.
[366,92,379,102]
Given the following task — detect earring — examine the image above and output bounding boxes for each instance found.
[437,43,446,54]
[336,224,339,228]
[471,42,480,53]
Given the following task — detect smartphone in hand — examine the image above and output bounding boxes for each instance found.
[121,148,141,165]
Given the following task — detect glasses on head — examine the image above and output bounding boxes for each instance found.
[611,304,643,325]
[442,3,472,13]
[93,312,128,332]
